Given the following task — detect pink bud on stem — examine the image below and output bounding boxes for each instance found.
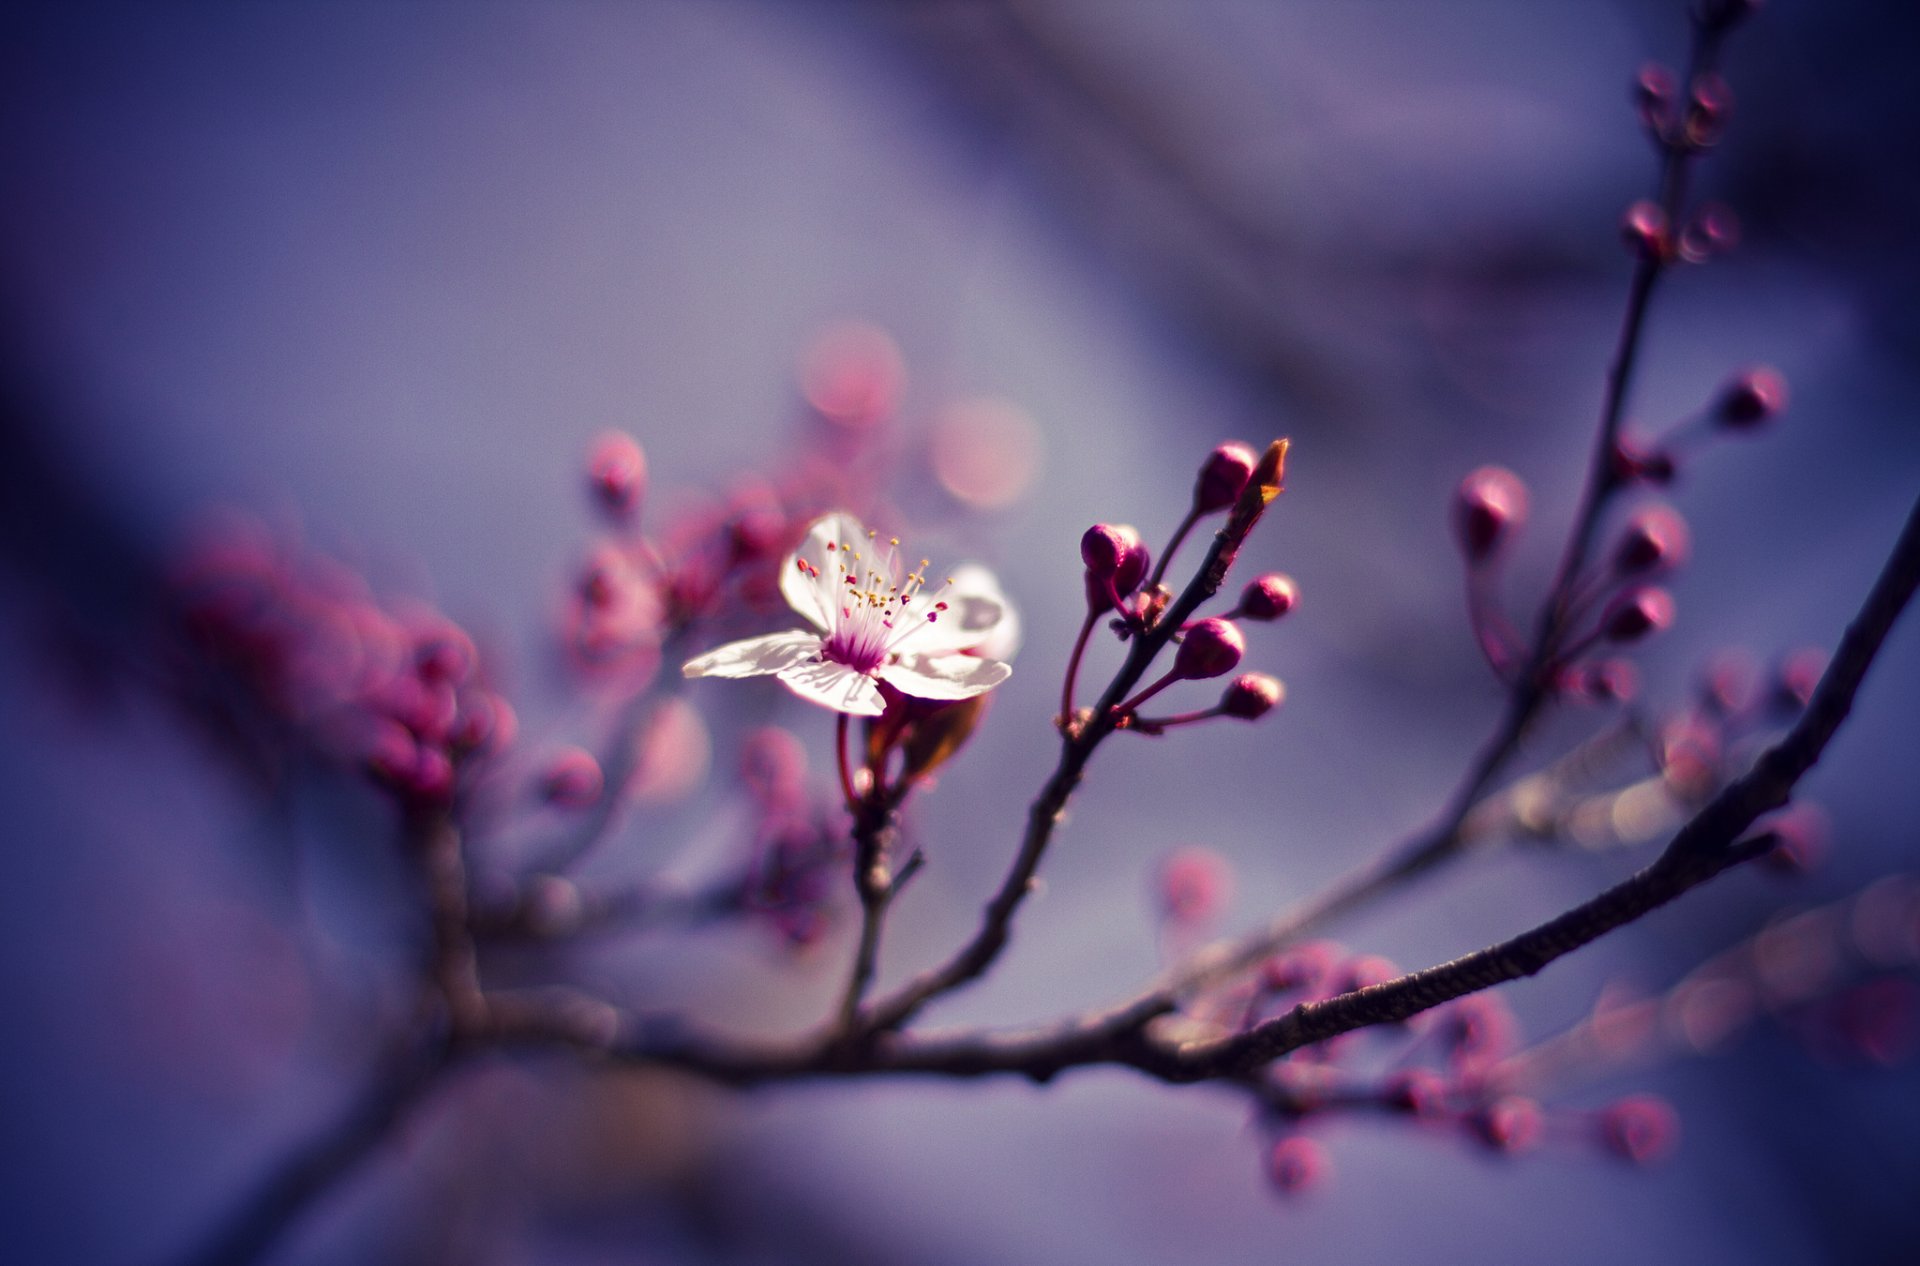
[1715,366,1787,430]
[1621,200,1671,262]
[1065,524,1153,723]
[1116,618,1245,717]
[1612,505,1691,576]
[1602,586,1676,644]
[1131,672,1283,733]
[587,431,647,520]
[1229,573,1297,622]
[540,746,605,809]
[1453,467,1529,563]
[1264,1136,1329,1195]
[1147,442,1258,591]
[1598,1095,1679,1165]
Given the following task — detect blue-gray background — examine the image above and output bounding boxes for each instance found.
[2,2,1918,1263]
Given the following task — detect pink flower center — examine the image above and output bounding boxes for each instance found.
[806,531,951,677]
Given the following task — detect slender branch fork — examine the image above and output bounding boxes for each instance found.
[175,11,1919,1266]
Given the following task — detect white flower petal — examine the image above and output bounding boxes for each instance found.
[879,652,1012,702]
[682,629,822,680]
[780,512,868,632]
[953,563,1020,660]
[897,563,1011,658]
[774,658,887,715]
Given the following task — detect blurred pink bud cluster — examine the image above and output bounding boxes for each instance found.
[167,511,514,811]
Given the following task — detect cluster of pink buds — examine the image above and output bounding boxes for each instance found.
[1217,938,1695,1196]
[563,412,900,678]
[166,512,514,813]
[1063,440,1292,739]
[734,727,845,950]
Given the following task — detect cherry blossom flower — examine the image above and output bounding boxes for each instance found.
[681,512,1013,716]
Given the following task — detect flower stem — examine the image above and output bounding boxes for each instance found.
[1149,507,1202,592]
[1061,609,1098,722]
[1117,670,1179,717]
[835,712,858,812]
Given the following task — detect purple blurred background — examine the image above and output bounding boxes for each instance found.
[3,2,1919,1263]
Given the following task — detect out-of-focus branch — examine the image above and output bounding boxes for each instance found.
[173,1040,452,1266]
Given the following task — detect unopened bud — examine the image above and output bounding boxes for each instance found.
[1678,204,1740,263]
[1684,73,1733,147]
[1194,442,1258,514]
[1755,802,1828,876]
[1172,618,1244,681]
[1634,62,1676,133]
[1221,672,1284,720]
[1453,466,1529,562]
[1613,505,1690,575]
[1715,366,1787,429]
[1603,586,1675,643]
[1622,200,1670,261]
[1698,647,1758,717]
[1081,523,1151,614]
[1598,1095,1679,1164]
[1239,573,1297,621]
[1384,1068,1448,1119]
[1472,1096,1544,1154]
[587,431,647,517]
[1773,646,1827,712]
[1156,846,1232,924]
[1264,1136,1329,1195]
[540,746,604,808]
[1081,523,1138,577]
[1573,658,1639,703]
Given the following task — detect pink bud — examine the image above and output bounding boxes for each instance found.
[740,726,808,809]
[1081,524,1151,614]
[1755,802,1828,876]
[1239,573,1297,621]
[1172,618,1244,681]
[1574,658,1639,703]
[1621,200,1670,261]
[1678,204,1740,263]
[1773,646,1827,712]
[1264,1136,1329,1195]
[1472,1097,1544,1154]
[1442,993,1518,1066]
[1634,62,1676,132]
[1081,523,1137,577]
[540,746,604,809]
[1685,73,1733,147]
[1716,366,1787,429]
[587,431,647,516]
[1453,467,1529,562]
[1603,586,1675,643]
[364,718,420,788]
[1384,1068,1449,1119]
[1599,1095,1679,1164]
[1194,442,1258,514]
[1698,647,1759,717]
[1612,505,1690,575]
[1220,673,1284,720]
[1156,846,1232,924]
[409,746,456,807]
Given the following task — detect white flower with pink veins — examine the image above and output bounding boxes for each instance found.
[681,512,1015,716]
